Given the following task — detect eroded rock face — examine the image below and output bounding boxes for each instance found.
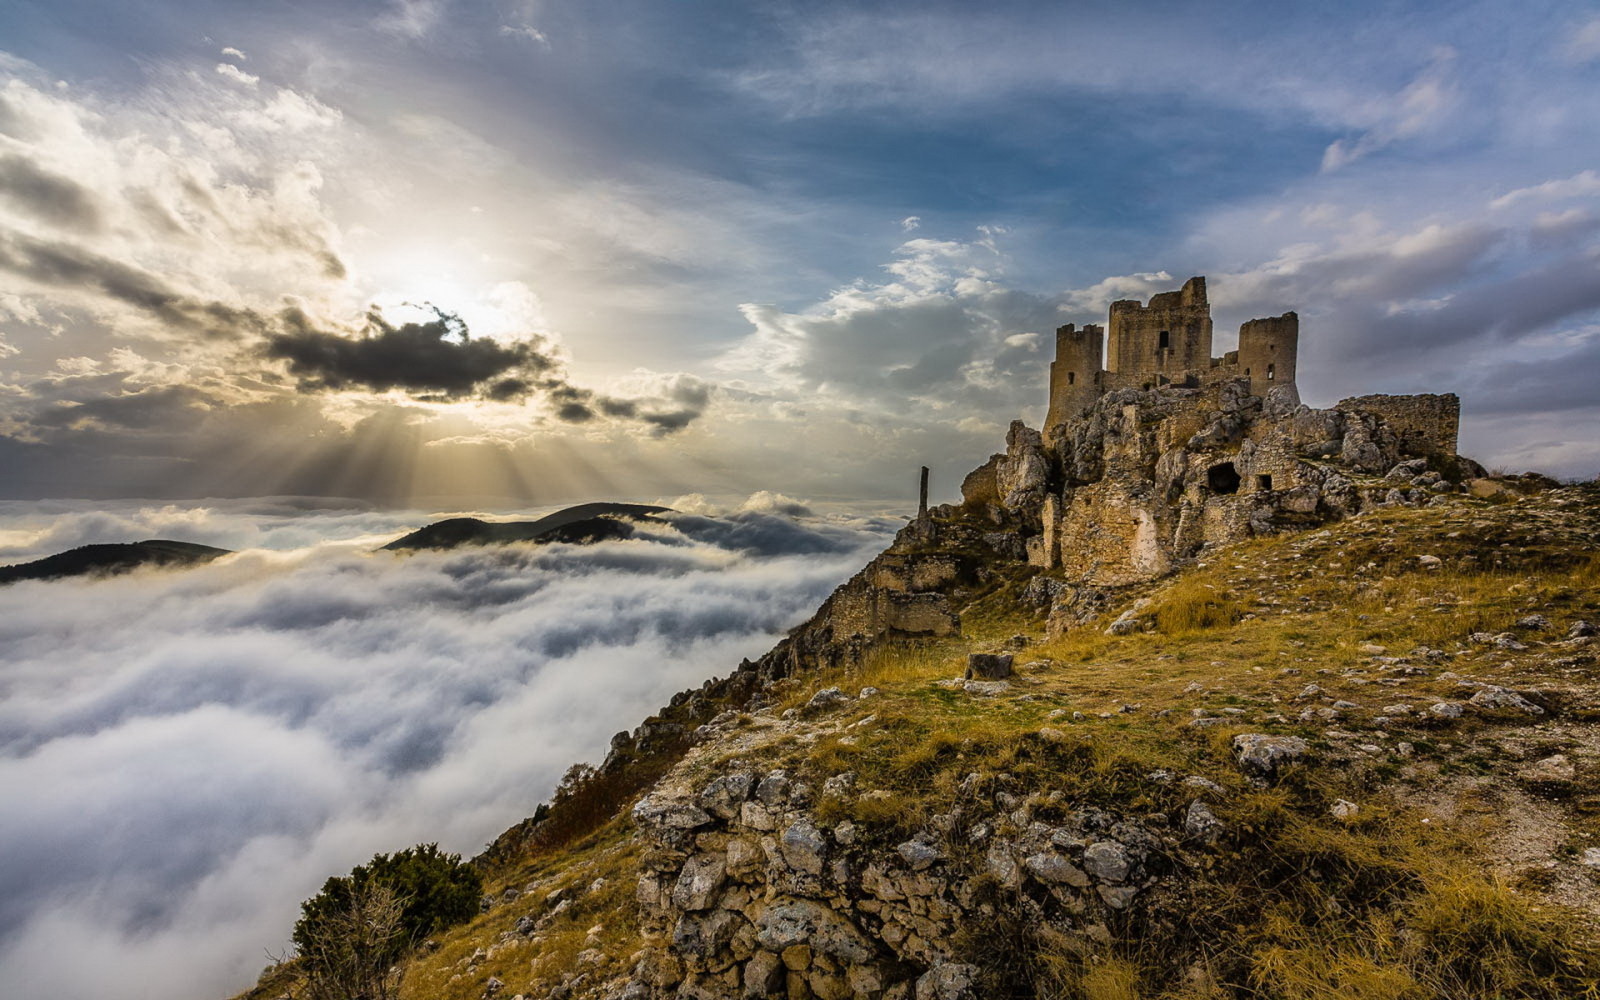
[1015,379,1472,589]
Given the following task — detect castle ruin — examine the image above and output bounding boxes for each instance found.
[1045,276,1300,439]
[735,276,1480,682]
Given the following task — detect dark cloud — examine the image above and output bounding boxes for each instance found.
[265,306,555,398]
[0,227,268,338]
[0,153,102,230]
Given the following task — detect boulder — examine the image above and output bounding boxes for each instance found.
[964,653,1014,680]
[1232,734,1309,778]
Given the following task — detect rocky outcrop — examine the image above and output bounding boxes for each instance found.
[965,378,1482,594]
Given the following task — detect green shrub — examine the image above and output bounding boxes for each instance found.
[293,843,481,999]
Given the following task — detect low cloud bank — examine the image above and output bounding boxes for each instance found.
[0,501,898,1000]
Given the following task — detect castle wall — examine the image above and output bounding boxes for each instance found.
[1335,393,1460,459]
[1237,312,1299,396]
[1107,276,1212,378]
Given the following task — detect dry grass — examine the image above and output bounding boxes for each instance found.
[350,484,1600,1000]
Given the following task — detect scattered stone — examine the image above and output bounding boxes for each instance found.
[1037,726,1068,743]
[1572,621,1599,638]
[1521,754,1576,784]
[806,687,852,712]
[1359,644,1387,655]
[1023,852,1090,888]
[822,771,857,798]
[1417,555,1442,569]
[1182,775,1226,796]
[1427,702,1464,719]
[1582,848,1600,870]
[897,836,943,871]
[1233,734,1310,777]
[1082,841,1131,883]
[963,679,1011,696]
[1468,686,1544,715]
[1493,632,1529,651]
[1330,799,1359,820]
[1184,800,1224,844]
[1516,614,1551,630]
[1106,610,1143,635]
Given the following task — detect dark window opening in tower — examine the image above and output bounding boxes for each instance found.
[1245,368,1251,376]
[1068,371,1076,385]
[1207,462,1240,494]
[1257,474,1273,491]
[1158,330,1170,349]
[1267,363,1276,380]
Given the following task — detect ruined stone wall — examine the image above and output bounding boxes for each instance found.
[629,750,1175,1000]
[1335,394,1460,460]
[1107,276,1212,378]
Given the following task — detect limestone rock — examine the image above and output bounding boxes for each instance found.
[1232,734,1309,777]
[755,901,875,965]
[1467,686,1543,715]
[915,963,982,1000]
[671,853,728,911]
[1082,841,1131,883]
[1183,800,1224,845]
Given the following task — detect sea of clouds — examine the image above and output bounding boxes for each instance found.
[0,494,900,1000]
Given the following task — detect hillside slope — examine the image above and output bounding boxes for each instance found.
[0,539,231,585]
[246,480,1600,1000]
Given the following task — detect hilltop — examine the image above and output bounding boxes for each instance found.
[243,479,1600,1000]
[238,278,1600,1000]
[0,539,230,585]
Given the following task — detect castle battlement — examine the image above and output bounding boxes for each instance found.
[1046,276,1300,440]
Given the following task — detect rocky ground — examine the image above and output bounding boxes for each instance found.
[244,481,1600,1000]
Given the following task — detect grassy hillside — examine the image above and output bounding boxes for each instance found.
[246,482,1600,1000]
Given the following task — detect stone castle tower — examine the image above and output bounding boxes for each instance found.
[1044,276,1299,440]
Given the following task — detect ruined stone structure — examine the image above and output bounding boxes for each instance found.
[682,275,1476,678]
[1045,276,1301,440]
[1001,276,1469,595]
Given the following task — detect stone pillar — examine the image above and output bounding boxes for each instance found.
[919,466,929,520]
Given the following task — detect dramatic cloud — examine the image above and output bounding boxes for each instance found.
[265,306,557,399]
[0,500,898,1000]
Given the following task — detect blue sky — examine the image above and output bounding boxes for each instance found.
[1,0,1598,503]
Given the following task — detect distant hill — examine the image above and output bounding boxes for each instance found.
[380,502,670,552]
[0,539,232,585]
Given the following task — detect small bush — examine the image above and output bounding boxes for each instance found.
[293,843,481,999]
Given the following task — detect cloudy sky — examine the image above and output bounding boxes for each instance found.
[1,0,1598,503]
